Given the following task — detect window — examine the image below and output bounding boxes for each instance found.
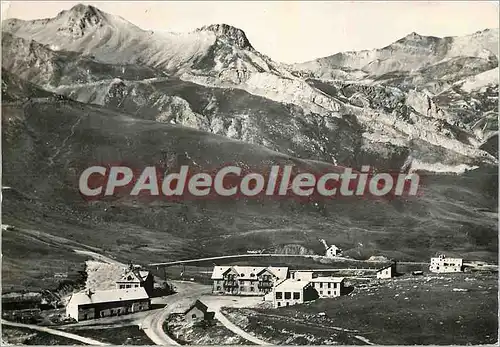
[276,292,283,299]
[334,283,337,289]
[284,292,291,299]
[240,273,245,277]
[277,302,281,307]
[327,283,331,289]
[293,292,300,299]
[216,286,221,291]
[319,283,323,288]
[286,302,289,306]
[328,291,331,295]
[250,287,255,292]
[192,313,197,318]
[320,291,323,295]
[250,273,255,277]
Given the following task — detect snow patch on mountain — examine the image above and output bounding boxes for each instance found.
[460,67,499,93]
[410,159,479,174]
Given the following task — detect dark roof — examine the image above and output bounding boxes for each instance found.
[183,300,208,314]
[377,263,396,272]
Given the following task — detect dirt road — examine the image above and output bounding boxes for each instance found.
[1,319,109,345]
[149,254,430,267]
[140,282,211,345]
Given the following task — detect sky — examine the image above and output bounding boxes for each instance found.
[2,1,499,63]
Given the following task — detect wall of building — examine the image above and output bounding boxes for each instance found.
[213,273,275,296]
[377,267,393,279]
[72,299,150,322]
[185,307,205,323]
[274,286,318,308]
[117,282,141,289]
[274,289,304,308]
[77,306,96,321]
[213,279,224,293]
[311,281,342,298]
[430,258,463,273]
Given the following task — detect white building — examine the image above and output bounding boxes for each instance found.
[66,287,150,322]
[325,245,341,258]
[376,263,396,279]
[310,277,345,298]
[290,271,314,281]
[211,266,289,295]
[429,254,463,273]
[273,279,317,308]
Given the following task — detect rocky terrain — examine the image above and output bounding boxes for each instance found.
[1,4,498,290]
[2,5,498,172]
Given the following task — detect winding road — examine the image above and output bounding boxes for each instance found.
[140,283,211,345]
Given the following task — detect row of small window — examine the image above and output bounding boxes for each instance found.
[275,292,300,300]
[226,274,272,279]
[319,290,336,296]
[276,301,290,307]
[314,282,338,289]
[119,284,140,289]
[230,274,271,279]
[216,286,261,292]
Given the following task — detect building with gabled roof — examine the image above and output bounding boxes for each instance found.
[376,263,397,279]
[325,245,341,258]
[183,300,215,323]
[66,287,150,322]
[211,265,289,296]
[116,267,154,296]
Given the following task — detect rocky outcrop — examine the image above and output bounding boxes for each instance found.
[198,24,253,50]
[273,244,316,255]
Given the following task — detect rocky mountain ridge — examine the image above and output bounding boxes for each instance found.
[2,4,498,173]
[1,4,498,290]
[294,29,499,78]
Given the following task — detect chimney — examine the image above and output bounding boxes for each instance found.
[86,289,94,297]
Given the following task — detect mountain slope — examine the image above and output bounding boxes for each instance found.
[1,5,498,291]
[295,29,499,78]
[2,4,497,174]
[2,98,497,286]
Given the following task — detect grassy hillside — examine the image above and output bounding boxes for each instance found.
[1,97,497,290]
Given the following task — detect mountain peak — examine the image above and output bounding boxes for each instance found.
[403,31,423,40]
[56,3,106,36]
[198,24,253,49]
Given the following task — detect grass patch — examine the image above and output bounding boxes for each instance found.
[63,325,152,345]
[164,314,248,345]
[224,272,498,345]
[1,326,84,345]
